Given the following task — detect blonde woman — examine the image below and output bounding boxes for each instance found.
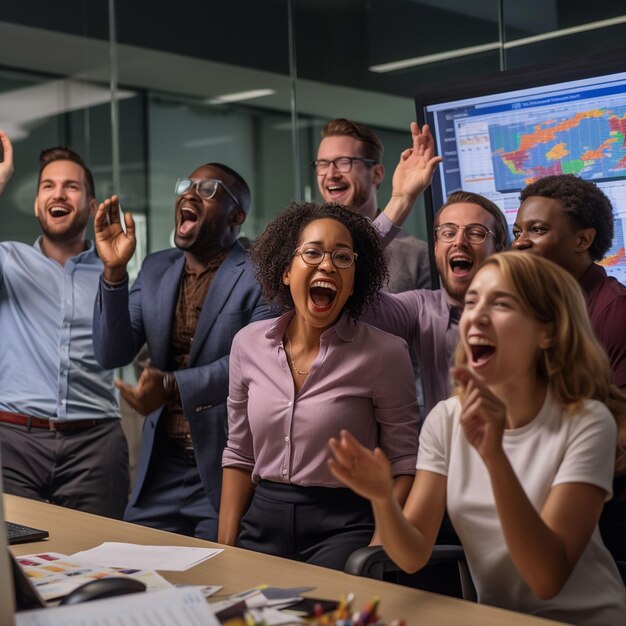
[330,251,626,625]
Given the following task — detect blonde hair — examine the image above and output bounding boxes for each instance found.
[455,251,626,473]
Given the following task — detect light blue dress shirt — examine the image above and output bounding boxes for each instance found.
[0,238,118,421]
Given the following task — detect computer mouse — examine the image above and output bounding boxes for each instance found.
[59,576,147,605]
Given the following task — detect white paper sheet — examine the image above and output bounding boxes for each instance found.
[15,587,219,626]
[70,542,222,571]
[246,607,304,626]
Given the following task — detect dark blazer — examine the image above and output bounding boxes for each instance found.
[92,241,272,512]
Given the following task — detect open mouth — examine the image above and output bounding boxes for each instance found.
[449,255,474,276]
[325,184,349,200]
[48,205,71,218]
[309,280,337,311]
[468,337,495,365]
[178,207,198,236]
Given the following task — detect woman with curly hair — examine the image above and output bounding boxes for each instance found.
[218,202,419,570]
[330,251,626,624]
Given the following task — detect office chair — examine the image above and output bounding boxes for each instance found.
[347,549,625,600]
[345,545,477,601]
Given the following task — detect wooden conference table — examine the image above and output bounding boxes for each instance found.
[5,495,567,626]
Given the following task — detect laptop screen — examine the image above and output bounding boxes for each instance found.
[0,452,47,623]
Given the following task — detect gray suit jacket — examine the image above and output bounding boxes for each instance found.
[384,231,431,293]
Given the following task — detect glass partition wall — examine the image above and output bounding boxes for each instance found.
[1,0,625,252]
[1,0,623,476]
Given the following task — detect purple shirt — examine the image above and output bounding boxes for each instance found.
[579,263,626,388]
[223,311,419,486]
[363,289,460,415]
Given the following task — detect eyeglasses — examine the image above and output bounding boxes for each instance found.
[175,178,240,207]
[434,223,495,244]
[293,246,358,269]
[311,157,378,175]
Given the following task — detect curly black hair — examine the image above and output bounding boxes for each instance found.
[251,202,389,319]
[519,175,614,261]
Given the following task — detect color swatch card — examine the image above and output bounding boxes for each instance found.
[17,552,171,602]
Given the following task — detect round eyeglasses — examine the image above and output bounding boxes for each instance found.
[175,178,240,207]
[311,156,378,175]
[434,223,495,244]
[293,246,358,269]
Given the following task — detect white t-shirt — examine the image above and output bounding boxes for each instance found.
[417,391,626,625]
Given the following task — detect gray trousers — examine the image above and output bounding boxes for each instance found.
[0,419,129,519]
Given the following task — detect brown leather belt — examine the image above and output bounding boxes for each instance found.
[0,410,104,432]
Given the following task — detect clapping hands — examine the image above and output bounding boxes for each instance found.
[452,365,507,462]
[116,367,168,415]
[94,194,136,283]
[328,430,394,505]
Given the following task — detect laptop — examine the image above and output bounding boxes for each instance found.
[1,460,47,625]
[6,521,49,545]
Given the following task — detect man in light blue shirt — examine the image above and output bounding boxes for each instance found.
[0,131,128,518]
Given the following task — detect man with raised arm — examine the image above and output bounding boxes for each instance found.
[0,131,128,518]
[315,119,432,293]
[365,191,510,415]
[92,162,271,540]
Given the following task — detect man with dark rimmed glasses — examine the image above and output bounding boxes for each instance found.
[92,161,272,540]
[315,118,431,293]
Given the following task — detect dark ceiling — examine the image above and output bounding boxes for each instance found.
[1,0,625,98]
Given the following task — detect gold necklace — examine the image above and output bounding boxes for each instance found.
[285,330,309,376]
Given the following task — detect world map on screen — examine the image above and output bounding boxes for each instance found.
[489,107,626,192]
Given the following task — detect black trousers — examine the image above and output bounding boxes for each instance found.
[125,437,218,541]
[0,419,129,519]
[237,481,375,571]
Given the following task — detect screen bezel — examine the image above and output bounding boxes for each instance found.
[414,48,626,286]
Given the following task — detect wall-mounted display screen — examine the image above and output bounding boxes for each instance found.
[416,54,626,283]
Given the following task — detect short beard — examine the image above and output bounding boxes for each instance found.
[436,257,468,305]
[439,275,466,305]
[37,211,90,243]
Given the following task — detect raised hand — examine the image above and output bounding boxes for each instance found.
[94,194,136,282]
[116,367,168,415]
[328,430,394,505]
[391,122,443,203]
[0,130,15,195]
[452,365,507,463]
